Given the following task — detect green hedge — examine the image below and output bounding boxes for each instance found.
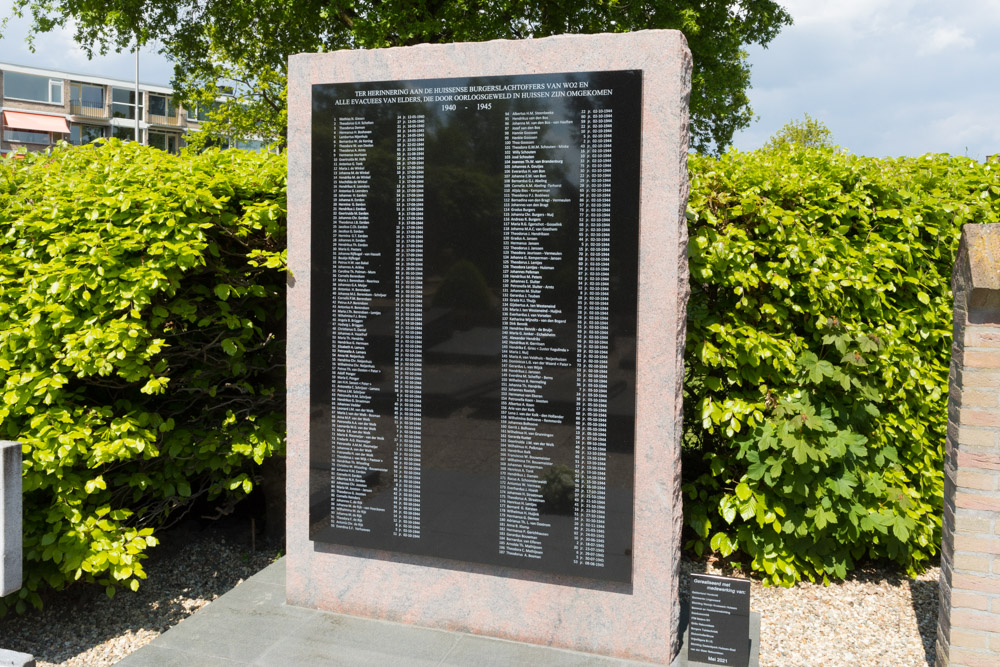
[684,146,1000,585]
[3,139,995,609]
[0,141,286,613]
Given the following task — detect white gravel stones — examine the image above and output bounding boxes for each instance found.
[0,519,281,667]
[681,559,939,666]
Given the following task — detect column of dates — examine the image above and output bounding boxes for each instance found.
[499,111,511,556]
[393,114,425,539]
[574,108,613,567]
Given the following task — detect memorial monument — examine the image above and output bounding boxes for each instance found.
[286,30,691,664]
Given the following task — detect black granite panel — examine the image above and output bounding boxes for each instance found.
[688,574,752,666]
[309,71,640,584]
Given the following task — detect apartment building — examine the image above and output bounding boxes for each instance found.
[0,62,205,155]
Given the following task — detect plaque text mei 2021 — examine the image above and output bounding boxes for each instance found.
[308,70,641,583]
[688,574,751,666]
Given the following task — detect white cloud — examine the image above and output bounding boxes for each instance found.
[922,107,1000,158]
[733,0,1000,157]
[917,24,975,56]
[781,0,906,28]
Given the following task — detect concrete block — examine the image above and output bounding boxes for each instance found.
[956,493,1000,513]
[959,408,1000,428]
[952,590,990,611]
[1,441,22,597]
[955,425,998,449]
[0,648,35,667]
[958,450,1000,471]
[950,647,1000,667]
[966,327,1000,347]
[952,609,1000,633]
[960,368,1000,390]
[957,469,998,491]
[959,389,1000,409]
[954,510,993,534]
[954,572,1000,595]
[951,627,989,649]
[953,551,991,573]
[963,349,1000,368]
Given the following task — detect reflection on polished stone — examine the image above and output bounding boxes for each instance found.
[309,70,641,583]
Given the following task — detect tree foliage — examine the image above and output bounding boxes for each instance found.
[685,144,1000,585]
[762,113,835,151]
[4,0,791,153]
[0,141,286,613]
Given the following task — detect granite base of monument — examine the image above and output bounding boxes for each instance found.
[286,30,691,665]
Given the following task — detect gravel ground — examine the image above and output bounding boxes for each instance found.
[680,558,940,667]
[0,515,282,667]
[2,525,939,666]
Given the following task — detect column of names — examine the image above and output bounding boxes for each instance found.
[499,110,570,559]
[330,116,383,533]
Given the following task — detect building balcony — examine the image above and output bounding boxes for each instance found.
[69,102,109,120]
[148,113,182,127]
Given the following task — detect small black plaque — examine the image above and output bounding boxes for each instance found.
[688,574,751,666]
[308,71,641,583]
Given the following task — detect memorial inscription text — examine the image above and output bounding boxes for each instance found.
[310,71,640,583]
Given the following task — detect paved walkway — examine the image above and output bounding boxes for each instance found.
[116,558,668,667]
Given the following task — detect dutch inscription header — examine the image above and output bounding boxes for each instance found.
[308,70,642,583]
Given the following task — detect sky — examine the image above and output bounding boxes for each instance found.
[729,0,1000,159]
[0,2,174,86]
[0,0,998,159]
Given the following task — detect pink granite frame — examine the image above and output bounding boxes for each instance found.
[286,31,691,665]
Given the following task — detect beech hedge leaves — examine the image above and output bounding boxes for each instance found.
[685,146,1000,585]
[1,139,994,610]
[0,141,285,613]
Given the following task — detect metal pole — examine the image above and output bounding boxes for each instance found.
[135,43,141,143]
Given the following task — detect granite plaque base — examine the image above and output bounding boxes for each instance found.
[1,441,21,598]
[0,648,35,667]
[286,31,691,665]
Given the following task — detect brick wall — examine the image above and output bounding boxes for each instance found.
[937,223,1000,667]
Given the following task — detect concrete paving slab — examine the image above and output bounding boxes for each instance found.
[117,644,245,667]
[441,634,655,667]
[152,600,314,663]
[255,632,455,667]
[118,558,669,666]
[283,609,463,657]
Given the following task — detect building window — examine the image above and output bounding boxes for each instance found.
[148,94,179,125]
[148,94,176,118]
[3,129,53,144]
[235,139,263,152]
[111,88,143,120]
[185,103,216,123]
[70,124,105,145]
[112,125,140,141]
[70,83,106,118]
[4,71,63,104]
[148,131,179,154]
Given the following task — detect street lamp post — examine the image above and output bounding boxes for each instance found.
[134,44,141,143]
